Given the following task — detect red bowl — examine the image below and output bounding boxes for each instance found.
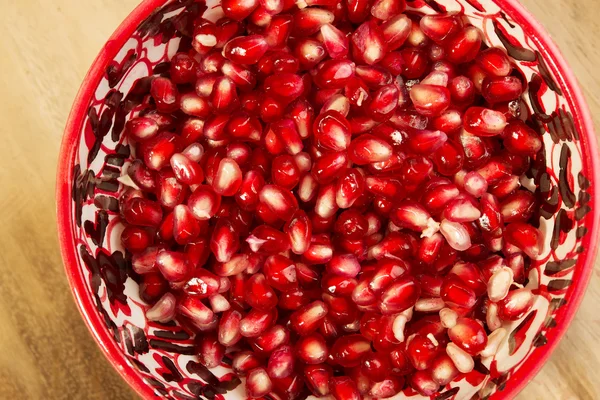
[57,0,600,398]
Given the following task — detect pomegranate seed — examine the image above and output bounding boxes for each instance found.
[240,308,278,337]
[320,24,349,59]
[446,342,474,373]
[352,20,386,65]
[503,120,543,156]
[178,295,215,326]
[444,26,482,64]
[126,117,159,142]
[304,364,332,396]
[378,276,420,314]
[232,351,262,376]
[259,184,299,220]
[267,345,295,379]
[284,210,312,255]
[406,333,438,370]
[444,197,482,222]
[504,222,543,259]
[420,13,463,43]
[223,35,269,64]
[290,300,328,335]
[195,335,224,370]
[480,327,507,358]
[439,307,458,329]
[146,292,177,323]
[296,333,328,364]
[448,317,487,355]
[330,376,361,400]
[246,367,273,397]
[151,77,179,113]
[348,134,392,165]
[294,7,335,36]
[251,324,290,353]
[410,370,439,396]
[482,76,523,103]
[441,275,477,309]
[477,47,512,77]
[331,334,371,367]
[464,106,508,136]
[498,288,535,320]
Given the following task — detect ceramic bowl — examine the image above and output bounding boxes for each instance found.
[57,0,600,398]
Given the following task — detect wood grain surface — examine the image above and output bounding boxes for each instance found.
[0,0,597,399]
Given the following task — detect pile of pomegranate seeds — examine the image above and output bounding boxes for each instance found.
[119,0,545,397]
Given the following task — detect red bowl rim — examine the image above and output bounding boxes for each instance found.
[56,0,600,398]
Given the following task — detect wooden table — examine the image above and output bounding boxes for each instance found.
[0,0,598,399]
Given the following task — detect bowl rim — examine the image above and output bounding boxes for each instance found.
[56,0,600,398]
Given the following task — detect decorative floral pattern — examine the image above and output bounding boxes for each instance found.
[62,0,597,398]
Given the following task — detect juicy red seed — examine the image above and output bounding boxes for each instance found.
[304,364,332,396]
[448,317,488,355]
[503,120,543,156]
[331,334,371,367]
[482,76,524,103]
[360,352,391,382]
[223,35,269,64]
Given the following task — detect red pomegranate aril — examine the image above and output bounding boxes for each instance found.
[121,226,153,253]
[271,155,300,189]
[360,352,391,382]
[409,84,450,117]
[259,184,299,221]
[287,98,314,139]
[320,23,350,59]
[211,157,242,196]
[210,218,239,263]
[246,224,290,254]
[221,61,257,90]
[369,376,404,398]
[348,134,393,165]
[477,47,512,77]
[293,7,335,36]
[172,205,201,245]
[410,370,440,396]
[178,295,214,326]
[233,351,262,376]
[336,168,365,209]
[420,13,463,43]
[498,288,535,320]
[380,14,411,51]
[151,77,179,113]
[335,210,368,240]
[246,367,273,398]
[244,273,278,311]
[366,84,399,120]
[441,275,477,309]
[304,364,332,396]
[440,219,472,250]
[444,26,482,64]
[290,300,328,335]
[264,73,304,100]
[500,190,536,223]
[251,324,290,353]
[432,140,464,176]
[400,47,430,79]
[188,185,221,221]
[146,292,176,323]
[379,276,420,314]
[223,35,269,64]
[123,197,163,227]
[296,333,328,364]
[284,210,312,255]
[464,106,508,136]
[406,333,439,370]
[197,334,225,369]
[264,14,293,48]
[132,247,160,275]
[448,317,487,355]
[313,110,352,151]
[352,20,386,65]
[240,308,278,337]
[140,132,181,171]
[210,76,238,113]
[217,309,242,347]
[482,76,523,103]
[503,120,543,156]
[330,376,361,400]
[262,255,297,291]
[222,0,259,20]
[126,117,159,141]
[331,334,371,367]
[267,345,295,379]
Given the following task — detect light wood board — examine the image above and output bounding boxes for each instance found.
[0,0,598,398]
